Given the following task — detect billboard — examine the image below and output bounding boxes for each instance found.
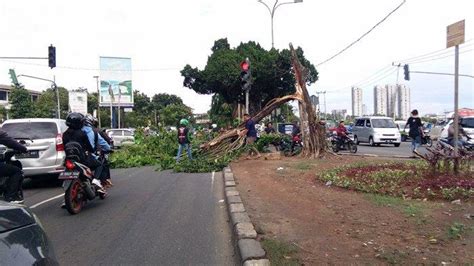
[68,89,88,114]
[99,57,133,107]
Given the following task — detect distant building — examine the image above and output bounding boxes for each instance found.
[0,84,41,110]
[351,87,363,117]
[362,104,368,116]
[373,85,387,116]
[331,109,347,121]
[386,84,397,118]
[397,84,410,120]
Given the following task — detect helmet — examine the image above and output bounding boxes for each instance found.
[84,113,96,127]
[66,112,85,130]
[179,118,189,126]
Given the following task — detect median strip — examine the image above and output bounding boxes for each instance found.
[223,167,269,265]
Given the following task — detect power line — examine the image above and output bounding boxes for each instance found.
[397,40,472,64]
[0,58,181,72]
[315,0,406,67]
[409,49,473,65]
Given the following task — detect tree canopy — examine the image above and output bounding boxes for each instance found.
[181,38,318,115]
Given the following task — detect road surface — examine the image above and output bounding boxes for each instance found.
[340,141,431,157]
[22,168,237,265]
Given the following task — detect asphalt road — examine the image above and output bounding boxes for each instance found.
[340,141,430,157]
[22,168,237,266]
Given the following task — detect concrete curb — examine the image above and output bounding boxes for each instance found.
[339,153,417,159]
[223,166,268,265]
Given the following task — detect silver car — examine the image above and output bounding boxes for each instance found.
[106,128,135,148]
[1,118,67,177]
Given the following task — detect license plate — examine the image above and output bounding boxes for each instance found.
[58,171,80,180]
[15,150,39,159]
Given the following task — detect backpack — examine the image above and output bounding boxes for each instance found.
[178,127,188,144]
[65,141,87,163]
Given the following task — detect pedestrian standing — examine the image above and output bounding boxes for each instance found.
[404,109,423,154]
[264,122,276,134]
[176,118,192,162]
[239,114,261,159]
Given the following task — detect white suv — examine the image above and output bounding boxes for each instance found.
[1,118,67,177]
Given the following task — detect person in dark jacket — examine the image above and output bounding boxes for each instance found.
[91,117,113,187]
[0,130,27,203]
[404,109,423,153]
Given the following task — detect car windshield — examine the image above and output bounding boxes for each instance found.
[461,118,474,128]
[2,122,57,139]
[371,119,396,128]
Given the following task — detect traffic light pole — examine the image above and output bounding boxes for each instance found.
[17,74,60,119]
[245,89,249,113]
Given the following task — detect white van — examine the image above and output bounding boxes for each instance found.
[352,116,401,147]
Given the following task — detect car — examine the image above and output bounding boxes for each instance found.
[440,116,474,139]
[0,118,67,177]
[352,116,401,147]
[0,201,58,265]
[106,128,135,148]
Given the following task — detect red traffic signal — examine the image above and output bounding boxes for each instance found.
[240,61,249,71]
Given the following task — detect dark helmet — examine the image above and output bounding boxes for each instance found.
[66,112,84,130]
[84,113,96,127]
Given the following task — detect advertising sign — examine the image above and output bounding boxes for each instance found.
[99,57,133,107]
[68,89,88,114]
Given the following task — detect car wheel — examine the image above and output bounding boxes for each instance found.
[394,143,400,147]
[369,137,375,146]
[354,136,359,145]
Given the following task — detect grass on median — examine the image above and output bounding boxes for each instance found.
[261,238,300,266]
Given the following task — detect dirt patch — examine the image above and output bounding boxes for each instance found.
[231,156,473,265]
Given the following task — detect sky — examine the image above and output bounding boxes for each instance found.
[1,0,473,116]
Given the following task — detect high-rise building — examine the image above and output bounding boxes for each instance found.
[386,84,397,118]
[362,104,368,116]
[374,85,387,116]
[351,87,363,117]
[397,84,410,120]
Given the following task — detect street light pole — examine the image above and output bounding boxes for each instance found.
[257,0,303,48]
[93,76,101,128]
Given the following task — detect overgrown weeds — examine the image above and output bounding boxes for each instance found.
[261,238,300,266]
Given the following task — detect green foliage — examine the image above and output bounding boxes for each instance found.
[160,104,193,127]
[447,222,466,239]
[255,133,287,152]
[33,87,68,118]
[181,38,318,115]
[209,94,234,128]
[9,86,34,118]
[0,106,7,122]
[261,238,300,266]
[109,128,242,173]
[318,161,473,201]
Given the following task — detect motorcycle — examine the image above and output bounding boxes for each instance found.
[421,134,433,147]
[0,146,25,201]
[438,137,474,151]
[59,152,109,215]
[279,134,303,156]
[331,134,357,153]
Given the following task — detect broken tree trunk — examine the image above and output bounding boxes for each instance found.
[201,44,327,158]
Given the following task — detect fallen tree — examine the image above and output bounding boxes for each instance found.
[201,44,328,159]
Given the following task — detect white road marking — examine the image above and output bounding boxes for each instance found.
[211,171,215,186]
[30,194,64,209]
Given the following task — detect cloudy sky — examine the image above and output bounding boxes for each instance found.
[1,0,472,115]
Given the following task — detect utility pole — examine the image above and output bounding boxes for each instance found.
[316,91,326,119]
[118,87,122,128]
[446,19,464,174]
[93,76,101,128]
[54,75,60,119]
[108,85,114,128]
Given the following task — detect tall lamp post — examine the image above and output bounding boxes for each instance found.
[257,0,303,48]
[93,76,101,128]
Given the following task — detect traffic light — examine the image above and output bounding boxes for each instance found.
[403,64,410,81]
[240,60,251,91]
[48,45,56,69]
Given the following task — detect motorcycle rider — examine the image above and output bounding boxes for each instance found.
[82,114,111,185]
[62,113,108,194]
[0,130,27,203]
[291,121,302,153]
[91,117,113,187]
[335,121,348,148]
[447,118,470,147]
